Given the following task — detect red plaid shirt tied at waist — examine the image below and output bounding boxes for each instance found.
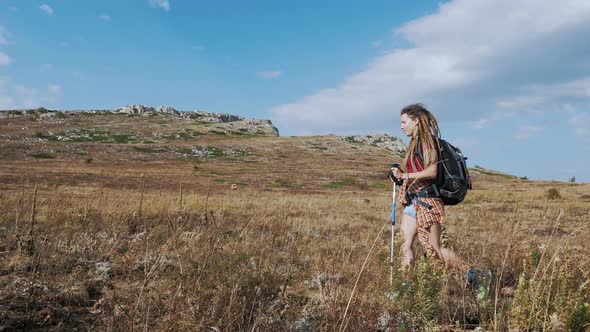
[398,150,445,254]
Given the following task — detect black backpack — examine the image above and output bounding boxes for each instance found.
[433,138,472,205]
[415,137,472,206]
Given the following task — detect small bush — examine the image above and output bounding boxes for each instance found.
[31,153,56,159]
[111,134,134,143]
[208,130,227,136]
[545,188,561,200]
[344,136,360,143]
[35,132,50,139]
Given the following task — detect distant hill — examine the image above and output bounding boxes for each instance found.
[0,105,520,189]
[0,105,280,137]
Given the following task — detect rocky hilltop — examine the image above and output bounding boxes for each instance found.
[0,105,280,137]
[0,106,411,156]
[340,134,406,154]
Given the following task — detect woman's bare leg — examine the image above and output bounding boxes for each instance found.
[428,223,466,272]
[400,213,418,275]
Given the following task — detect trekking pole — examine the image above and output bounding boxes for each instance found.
[388,163,402,286]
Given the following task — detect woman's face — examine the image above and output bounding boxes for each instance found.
[401,113,418,137]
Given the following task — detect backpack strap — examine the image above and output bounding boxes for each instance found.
[406,185,439,210]
[416,138,424,165]
[412,197,433,210]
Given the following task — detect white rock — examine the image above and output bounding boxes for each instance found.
[340,133,406,153]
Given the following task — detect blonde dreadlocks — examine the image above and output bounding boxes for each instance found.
[400,103,441,171]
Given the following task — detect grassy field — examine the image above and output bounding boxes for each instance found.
[1,112,589,331]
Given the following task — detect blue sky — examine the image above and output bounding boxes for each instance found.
[1,0,589,182]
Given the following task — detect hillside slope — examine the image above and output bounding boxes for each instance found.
[0,106,517,192]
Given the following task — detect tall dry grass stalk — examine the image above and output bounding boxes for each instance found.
[179,183,183,210]
[138,177,145,219]
[13,179,26,252]
[493,203,521,330]
[26,182,38,256]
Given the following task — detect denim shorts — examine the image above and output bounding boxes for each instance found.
[403,203,416,219]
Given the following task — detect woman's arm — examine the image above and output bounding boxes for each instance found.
[396,163,437,181]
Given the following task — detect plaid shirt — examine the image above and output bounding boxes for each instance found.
[399,148,445,254]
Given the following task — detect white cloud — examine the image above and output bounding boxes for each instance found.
[40,4,54,15]
[0,52,13,66]
[498,78,590,111]
[148,0,170,11]
[515,124,543,139]
[46,84,62,104]
[257,70,282,79]
[0,77,62,109]
[270,0,590,135]
[0,77,15,109]
[15,85,40,108]
[0,95,15,109]
[99,14,111,21]
[470,111,514,129]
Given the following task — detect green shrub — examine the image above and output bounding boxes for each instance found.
[31,153,56,159]
[510,252,590,331]
[395,259,444,329]
[175,148,193,154]
[344,136,359,143]
[111,134,134,143]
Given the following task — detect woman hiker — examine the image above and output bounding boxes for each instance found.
[391,103,490,291]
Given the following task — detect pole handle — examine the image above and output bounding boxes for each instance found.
[388,163,403,186]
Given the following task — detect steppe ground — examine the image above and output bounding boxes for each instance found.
[1,112,589,331]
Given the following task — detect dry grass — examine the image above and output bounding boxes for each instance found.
[1,113,589,331]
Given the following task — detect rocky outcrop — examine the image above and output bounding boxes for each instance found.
[112,105,279,135]
[0,105,280,136]
[114,105,179,115]
[112,105,244,122]
[340,134,406,153]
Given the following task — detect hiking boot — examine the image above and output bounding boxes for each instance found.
[467,267,492,301]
